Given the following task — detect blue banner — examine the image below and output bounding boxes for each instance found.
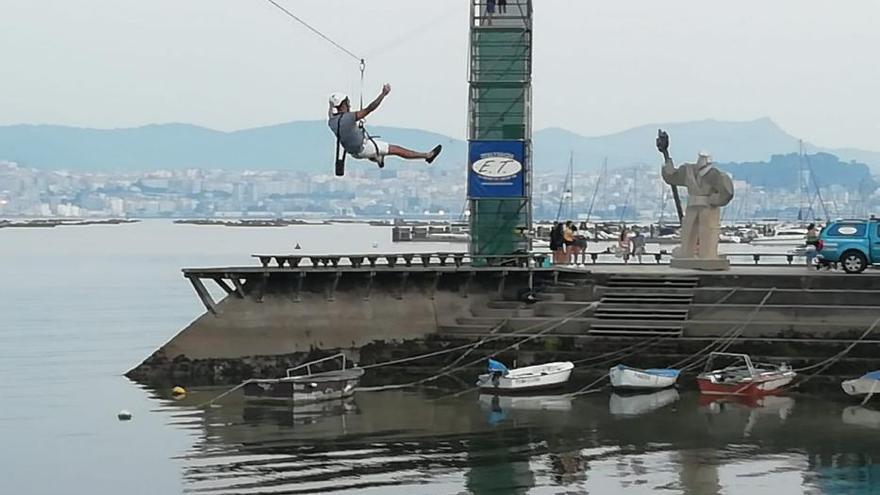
[468,140,526,198]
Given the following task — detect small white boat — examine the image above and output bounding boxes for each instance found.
[476,359,574,392]
[609,389,680,417]
[609,364,680,390]
[749,228,807,246]
[842,371,880,397]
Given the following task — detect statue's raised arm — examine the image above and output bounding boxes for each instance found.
[658,129,685,187]
[656,129,670,161]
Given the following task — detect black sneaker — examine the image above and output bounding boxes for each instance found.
[426,145,443,164]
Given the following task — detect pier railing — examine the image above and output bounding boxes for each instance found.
[251,250,809,270]
[252,252,550,269]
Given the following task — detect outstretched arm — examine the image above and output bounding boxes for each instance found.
[355,83,392,121]
[657,130,685,186]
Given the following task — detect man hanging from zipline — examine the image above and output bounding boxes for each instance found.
[328,83,442,175]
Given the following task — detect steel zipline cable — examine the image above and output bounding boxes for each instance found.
[262,0,363,63]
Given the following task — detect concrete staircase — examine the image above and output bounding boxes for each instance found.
[589,275,698,337]
[438,281,594,336]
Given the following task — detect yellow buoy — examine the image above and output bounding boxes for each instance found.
[171,386,186,397]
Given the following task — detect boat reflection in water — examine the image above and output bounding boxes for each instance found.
[699,394,795,438]
[609,388,680,417]
[242,396,358,427]
[842,405,880,429]
[478,393,573,425]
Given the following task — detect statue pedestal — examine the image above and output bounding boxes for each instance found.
[669,257,730,271]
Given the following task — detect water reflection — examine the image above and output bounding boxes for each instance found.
[699,395,795,438]
[842,405,880,429]
[159,390,880,494]
[609,389,680,417]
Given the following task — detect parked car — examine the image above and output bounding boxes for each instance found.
[817,219,880,273]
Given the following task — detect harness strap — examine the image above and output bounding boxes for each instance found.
[362,124,384,167]
[334,116,346,176]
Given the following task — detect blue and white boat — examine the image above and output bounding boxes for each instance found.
[609,364,680,390]
[842,371,880,398]
[476,359,574,392]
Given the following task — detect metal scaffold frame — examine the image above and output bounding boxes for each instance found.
[467,0,534,259]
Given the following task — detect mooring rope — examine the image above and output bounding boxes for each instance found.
[359,318,509,371]
[358,304,593,392]
[195,380,252,408]
[357,305,595,393]
[669,289,775,372]
[195,305,593,404]
[789,315,880,390]
[861,380,879,406]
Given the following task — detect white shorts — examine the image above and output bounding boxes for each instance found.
[353,138,390,160]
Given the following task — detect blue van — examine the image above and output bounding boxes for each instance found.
[817,219,880,273]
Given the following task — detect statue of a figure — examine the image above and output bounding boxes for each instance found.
[657,130,734,269]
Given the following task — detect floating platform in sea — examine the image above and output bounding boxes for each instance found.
[127,252,880,391]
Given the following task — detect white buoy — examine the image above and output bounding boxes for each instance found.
[372,242,379,248]
[117,410,132,421]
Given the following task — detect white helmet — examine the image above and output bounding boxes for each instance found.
[328,92,349,114]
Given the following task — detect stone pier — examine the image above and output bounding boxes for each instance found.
[127,253,880,388]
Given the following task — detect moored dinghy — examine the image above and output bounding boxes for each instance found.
[609,364,681,390]
[476,359,574,393]
[244,353,364,403]
[697,352,796,396]
[842,371,880,398]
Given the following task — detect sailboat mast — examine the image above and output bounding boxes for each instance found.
[568,152,574,220]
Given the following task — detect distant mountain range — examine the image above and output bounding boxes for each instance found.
[718,152,876,193]
[1,118,879,173]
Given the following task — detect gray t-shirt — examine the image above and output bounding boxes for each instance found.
[632,234,646,249]
[328,112,365,154]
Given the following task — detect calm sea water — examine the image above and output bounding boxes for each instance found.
[1,221,877,495]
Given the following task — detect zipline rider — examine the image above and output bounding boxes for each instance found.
[328,83,442,170]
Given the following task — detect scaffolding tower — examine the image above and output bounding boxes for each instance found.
[467,0,533,259]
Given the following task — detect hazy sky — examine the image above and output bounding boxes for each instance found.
[1,0,878,150]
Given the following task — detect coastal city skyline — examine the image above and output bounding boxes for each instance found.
[1,156,872,222]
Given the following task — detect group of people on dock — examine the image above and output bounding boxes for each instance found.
[549,221,587,265]
[549,223,647,266]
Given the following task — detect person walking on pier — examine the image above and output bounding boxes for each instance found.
[550,222,565,264]
[563,221,575,264]
[568,224,585,264]
[631,228,646,264]
[805,223,819,269]
[616,229,631,263]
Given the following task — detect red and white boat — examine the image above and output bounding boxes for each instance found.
[697,352,796,396]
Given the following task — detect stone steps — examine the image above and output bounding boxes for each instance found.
[589,275,697,338]
[605,275,699,289]
[596,302,692,311]
[588,322,684,337]
[594,308,689,321]
[600,293,694,305]
[596,286,697,296]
